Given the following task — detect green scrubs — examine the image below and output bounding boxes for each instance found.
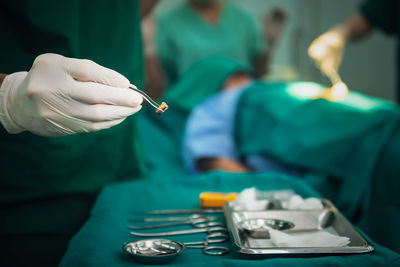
[156,2,266,85]
[360,0,400,103]
[0,0,144,265]
[165,56,252,112]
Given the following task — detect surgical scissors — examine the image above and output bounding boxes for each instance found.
[128,215,222,230]
[130,226,227,237]
[146,208,223,215]
[130,214,217,222]
[184,232,229,255]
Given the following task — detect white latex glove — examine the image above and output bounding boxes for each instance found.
[0,53,143,136]
[308,26,348,81]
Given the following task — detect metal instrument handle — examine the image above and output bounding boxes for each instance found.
[147,208,223,215]
[184,232,229,247]
[128,218,208,230]
[203,245,229,256]
[192,221,223,228]
[129,84,159,110]
[131,214,216,222]
[205,233,229,243]
[130,227,220,237]
[206,227,227,235]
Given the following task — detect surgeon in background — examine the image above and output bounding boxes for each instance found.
[183,71,303,176]
[0,0,157,265]
[308,0,400,103]
[143,1,287,99]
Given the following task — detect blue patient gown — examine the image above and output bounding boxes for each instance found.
[183,83,301,175]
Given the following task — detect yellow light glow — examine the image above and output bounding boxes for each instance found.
[323,32,343,46]
[286,82,325,99]
[329,82,349,101]
[287,82,384,110]
[298,81,349,102]
[308,44,326,59]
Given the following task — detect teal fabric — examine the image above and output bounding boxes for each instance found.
[60,173,400,266]
[0,0,145,265]
[139,56,251,177]
[165,56,252,112]
[156,2,265,85]
[357,125,400,252]
[137,107,188,178]
[234,82,400,252]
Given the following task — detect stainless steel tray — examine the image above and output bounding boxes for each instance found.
[224,199,374,257]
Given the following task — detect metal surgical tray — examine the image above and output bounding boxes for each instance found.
[224,199,374,257]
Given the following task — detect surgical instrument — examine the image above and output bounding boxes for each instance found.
[146,208,223,215]
[130,226,227,237]
[181,232,229,255]
[123,233,229,264]
[130,214,218,223]
[128,216,222,230]
[129,84,168,115]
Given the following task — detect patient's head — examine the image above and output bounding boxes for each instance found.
[222,72,254,91]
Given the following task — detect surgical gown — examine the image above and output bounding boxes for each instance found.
[0,0,145,265]
[156,2,266,85]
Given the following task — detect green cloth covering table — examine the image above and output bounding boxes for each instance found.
[60,172,400,266]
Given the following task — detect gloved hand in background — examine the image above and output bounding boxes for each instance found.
[308,26,348,81]
[0,53,143,137]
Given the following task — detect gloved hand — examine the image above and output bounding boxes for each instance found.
[308,26,348,79]
[0,53,142,137]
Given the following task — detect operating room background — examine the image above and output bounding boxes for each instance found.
[153,0,397,102]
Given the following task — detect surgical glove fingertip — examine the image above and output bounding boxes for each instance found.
[130,104,142,115]
[109,72,130,89]
[128,88,144,107]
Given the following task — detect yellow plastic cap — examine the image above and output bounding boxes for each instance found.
[200,192,238,208]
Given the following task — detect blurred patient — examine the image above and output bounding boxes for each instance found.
[182,71,302,176]
[180,57,398,177]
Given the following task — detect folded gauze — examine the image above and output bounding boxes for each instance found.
[269,228,350,247]
[233,187,323,210]
[233,187,269,211]
[281,195,324,210]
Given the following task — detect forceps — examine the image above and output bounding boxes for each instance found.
[184,232,229,255]
[130,226,227,237]
[130,214,217,222]
[129,84,168,115]
[146,208,223,215]
[128,215,221,230]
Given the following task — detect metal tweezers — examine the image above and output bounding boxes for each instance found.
[129,84,168,115]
